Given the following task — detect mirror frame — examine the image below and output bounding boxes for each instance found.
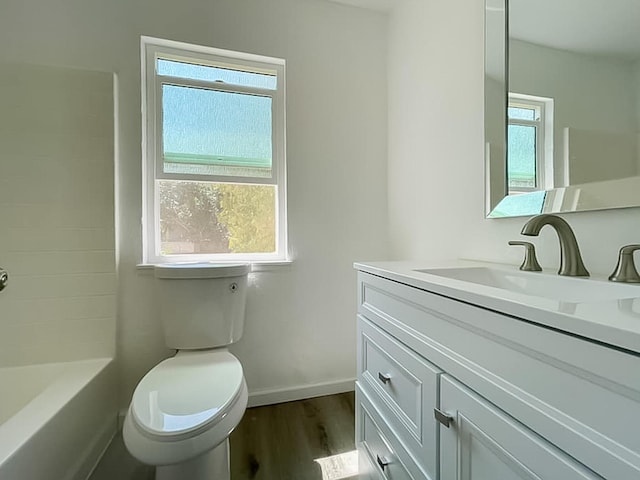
[484,0,640,218]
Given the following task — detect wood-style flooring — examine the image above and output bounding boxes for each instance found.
[89,392,357,480]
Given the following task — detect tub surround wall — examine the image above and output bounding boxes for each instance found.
[0,63,116,367]
[388,0,640,273]
[0,0,389,408]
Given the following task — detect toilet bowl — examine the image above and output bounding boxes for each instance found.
[123,263,250,480]
[123,350,247,480]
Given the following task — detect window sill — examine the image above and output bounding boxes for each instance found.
[136,260,293,274]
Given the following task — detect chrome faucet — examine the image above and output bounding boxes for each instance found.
[520,214,590,277]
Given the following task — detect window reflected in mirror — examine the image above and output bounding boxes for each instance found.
[507,94,553,194]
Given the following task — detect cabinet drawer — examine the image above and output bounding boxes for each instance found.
[356,384,421,480]
[357,315,440,480]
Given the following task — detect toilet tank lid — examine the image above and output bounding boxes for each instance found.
[154,262,250,279]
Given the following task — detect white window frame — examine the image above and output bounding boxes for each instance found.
[141,36,287,264]
[507,93,554,194]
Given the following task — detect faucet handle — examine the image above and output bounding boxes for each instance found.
[609,244,640,283]
[0,268,7,292]
[508,241,542,272]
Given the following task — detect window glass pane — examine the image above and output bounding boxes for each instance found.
[157,59,277,89]
[508,106,536,121]
[508,124,536,190]
[162,84,272,178]
[158,180,276,255]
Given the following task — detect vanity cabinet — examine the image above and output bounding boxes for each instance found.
[355,269,640,480]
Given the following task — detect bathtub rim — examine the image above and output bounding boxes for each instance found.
[0,357,114,468]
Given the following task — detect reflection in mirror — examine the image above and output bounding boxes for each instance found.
[485,0,640,218]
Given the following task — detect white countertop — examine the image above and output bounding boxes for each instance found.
[355,260,640,355]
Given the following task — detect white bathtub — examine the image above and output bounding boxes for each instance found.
[0,358,117,480]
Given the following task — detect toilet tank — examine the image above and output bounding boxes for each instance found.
[154,263,250,350]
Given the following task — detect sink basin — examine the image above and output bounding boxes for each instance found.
[414,266,639,303]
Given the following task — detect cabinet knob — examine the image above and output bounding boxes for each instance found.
[378,372,391,384]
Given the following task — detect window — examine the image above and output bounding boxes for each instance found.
[507,94,553,195]
[142,37,287,263]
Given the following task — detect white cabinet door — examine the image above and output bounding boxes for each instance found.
[439,375,603,480]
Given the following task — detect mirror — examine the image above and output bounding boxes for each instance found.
[485,0,640,218]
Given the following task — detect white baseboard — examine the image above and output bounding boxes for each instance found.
[247,378,356,408]
[117,409,127,430]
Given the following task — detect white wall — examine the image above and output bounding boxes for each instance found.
[388,0,485,261]
[388,0,640,275]
[0,63,115,366]
[0,0,389,407]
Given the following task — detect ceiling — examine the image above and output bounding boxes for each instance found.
[325,0,640,62]
[510,0,640,61]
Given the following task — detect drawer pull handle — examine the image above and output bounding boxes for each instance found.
[378,372,391,384]
[376,454,390,470]
[434,408,454,428]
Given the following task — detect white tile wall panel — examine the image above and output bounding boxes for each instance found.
[7,251,115,275]
[0,62,115,366]
[0,227,115,252]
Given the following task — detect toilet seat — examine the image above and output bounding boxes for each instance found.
[130,350,244,441]
[123,349,248,466]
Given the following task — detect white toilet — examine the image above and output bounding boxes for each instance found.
[123,263,250,480]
